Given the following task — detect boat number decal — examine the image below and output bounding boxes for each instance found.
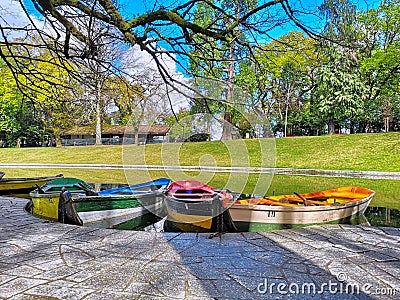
[266,211,275,217]
[48,198,53,203]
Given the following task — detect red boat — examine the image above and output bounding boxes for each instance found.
[165,180,237,232]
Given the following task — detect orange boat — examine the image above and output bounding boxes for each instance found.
[229,186,375,231]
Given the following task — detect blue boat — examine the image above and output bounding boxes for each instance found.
[97,178,171,196]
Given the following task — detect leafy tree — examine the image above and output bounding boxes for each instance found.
[358,0,400,132]
[236,31,317,136]
[0,59,45,147]
[189,0,260,140]
[314,0,366,134]
[164,109,193,142]
[313,50,366,134]
[31,53,76,146]
[0,59,20,134]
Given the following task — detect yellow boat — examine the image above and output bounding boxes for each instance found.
[28,178,171,223]
[29,177,95,220]
[0,173,63,195]
[164,180,237,232]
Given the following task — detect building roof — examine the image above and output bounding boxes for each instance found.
[62,125,170,136]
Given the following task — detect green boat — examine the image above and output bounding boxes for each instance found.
[58,190,166,228]
[28,177,96,220]
[28,178,171,225]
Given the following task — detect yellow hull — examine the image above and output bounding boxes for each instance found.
[0,179,51,191]
[0,174,63,193]
[167,209,213,230]
[31,196,59,220]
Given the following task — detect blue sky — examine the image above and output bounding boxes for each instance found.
[13,0,382,39]
[1,0,383,76]
[115,0,382,43]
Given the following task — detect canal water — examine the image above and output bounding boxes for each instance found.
[105,206,400,232]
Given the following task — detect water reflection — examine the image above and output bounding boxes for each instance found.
[109,206,400,232]
[364,206,400,228]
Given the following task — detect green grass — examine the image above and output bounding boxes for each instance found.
[0,132,399,171]
[275,132,400,171]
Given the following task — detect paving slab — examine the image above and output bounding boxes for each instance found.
[0,196,399,300]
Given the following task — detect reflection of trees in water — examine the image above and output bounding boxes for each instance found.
[364,207,400,228]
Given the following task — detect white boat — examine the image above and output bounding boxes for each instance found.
[229,186,375,231]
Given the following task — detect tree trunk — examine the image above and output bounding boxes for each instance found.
[95,86,102,145]
[55,134,62,147]
[328,114,335,135]
[384,116,390,132]
[221,111,233,140]
[284,100,289,137]
[221,40,235,141]
[135,130,139,146]
[42,125,47,146]
[349,120,355,134]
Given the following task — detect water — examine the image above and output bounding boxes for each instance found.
[364,207,400,228]
[107,206,400,232]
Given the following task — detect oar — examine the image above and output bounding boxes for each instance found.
[35,184,45,194]
[77,182,98,196]
[294,192,315,206]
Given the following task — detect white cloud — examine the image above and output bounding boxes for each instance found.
[0,0,190,115]
[0,0,46,40]
[122,45,191,111]
[0,0,29,27]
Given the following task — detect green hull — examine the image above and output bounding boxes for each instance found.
[73,196,142,213]
[58,191,165,226]
[233,214,367,232]
[112,213,162,230]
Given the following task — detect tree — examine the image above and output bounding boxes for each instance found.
[0,59,20,135]
[0,61,42,147]
[189,0,261,140]
[313,50,366,134]
[236,31,317,136]
[110,76,167,145]
[30,51,76,146]
[358,0,400,132]
[0,0,319,115]
[314,0,366,134]
[0,47,73,147]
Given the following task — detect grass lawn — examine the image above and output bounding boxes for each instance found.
[0,132,399,171]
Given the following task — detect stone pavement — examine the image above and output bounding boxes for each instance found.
[0,196,399,300]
